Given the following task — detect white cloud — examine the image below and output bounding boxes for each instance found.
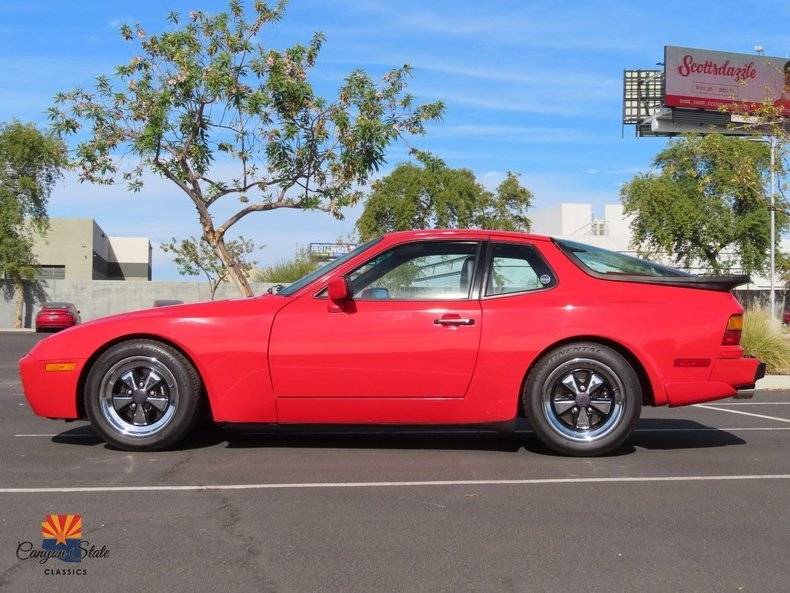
[478,169,618,208]
[432,125,601,144]
[324,56,619,97]
[415,88,593,117]
[329,0,651,53]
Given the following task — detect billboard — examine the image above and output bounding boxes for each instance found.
[664,46,790,116]
[309,242,357,260]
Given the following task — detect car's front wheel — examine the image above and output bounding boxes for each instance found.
[523,342,641,456]
[84,339,201,451]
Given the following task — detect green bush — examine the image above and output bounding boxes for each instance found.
[740,307,790,374]
[251,250,318,284]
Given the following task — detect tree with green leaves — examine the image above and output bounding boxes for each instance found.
[356,151,533,240]
[48,0,443,297]
[251,247,318,284]
[161,235,257,300]
[0,121,66,327]
[621,134,782,275]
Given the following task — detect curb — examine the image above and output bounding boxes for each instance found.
[756,375,790,391]
[0,328,34,333]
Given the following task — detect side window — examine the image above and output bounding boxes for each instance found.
[348,241,480,300]
[485,243,555,296]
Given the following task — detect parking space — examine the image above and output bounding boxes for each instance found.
[1,332,789,592]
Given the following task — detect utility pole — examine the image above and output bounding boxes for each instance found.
[770,136,776,317]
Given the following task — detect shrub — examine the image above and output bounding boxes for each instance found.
[740,307,790,374]
[252,249,318,284]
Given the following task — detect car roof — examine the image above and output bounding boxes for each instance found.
[380,229,553,242]
[41,302,75,309]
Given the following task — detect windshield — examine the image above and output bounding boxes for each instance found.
[555,239,689,277]
[276,237,382,296]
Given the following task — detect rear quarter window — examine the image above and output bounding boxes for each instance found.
[555,239,689,278]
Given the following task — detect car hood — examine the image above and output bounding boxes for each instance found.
[27,294,287,361]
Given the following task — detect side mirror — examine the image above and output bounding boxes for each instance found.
[327,276,350,302]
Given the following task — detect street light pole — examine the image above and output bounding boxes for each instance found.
[769,135,777,318]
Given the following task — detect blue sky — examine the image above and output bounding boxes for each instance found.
[1,0,788,279]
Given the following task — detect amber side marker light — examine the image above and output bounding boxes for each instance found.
[44,362,76,372]
[674,358,711,368]
[722,314,744,346]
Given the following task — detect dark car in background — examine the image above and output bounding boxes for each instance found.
[153,299,184,307]
[35,302,81,332]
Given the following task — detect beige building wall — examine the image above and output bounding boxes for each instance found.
[31,218,95,280]
[107,236,152,281]
[30,217,151,281]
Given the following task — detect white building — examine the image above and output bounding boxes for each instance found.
[530,203,635,254]
[530,202,786,291]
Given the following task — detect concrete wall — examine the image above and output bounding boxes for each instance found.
[0,280,277,328]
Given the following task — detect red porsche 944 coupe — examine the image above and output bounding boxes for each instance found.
[19,230,764,456]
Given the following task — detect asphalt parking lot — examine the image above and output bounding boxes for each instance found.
[1,332,789,592]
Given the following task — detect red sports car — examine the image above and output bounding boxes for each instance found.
[35,302,81,332]
[19,230,764,456]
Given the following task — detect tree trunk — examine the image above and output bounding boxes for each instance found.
[211,235,254,297]
[14,280,24,329]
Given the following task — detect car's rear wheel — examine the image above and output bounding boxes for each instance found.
[523,342,641,456]
[84,339,201,451]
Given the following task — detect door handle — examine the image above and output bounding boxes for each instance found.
[434,317,475,326]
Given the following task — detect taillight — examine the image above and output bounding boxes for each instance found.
[722,314,743,345]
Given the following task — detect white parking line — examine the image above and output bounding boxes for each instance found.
[14,433,89,437]
[634,427,790,432]
[693,404,790,423]
[1,474,789,494]
[713,402,790,405]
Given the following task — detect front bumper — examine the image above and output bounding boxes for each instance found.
[19,354,83,419]
[665,357,764,407]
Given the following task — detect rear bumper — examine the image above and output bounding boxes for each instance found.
[35,318,74,330]
[665,357,764,407]
[732,362,766,399]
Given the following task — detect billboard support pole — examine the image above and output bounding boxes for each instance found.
[770,136,777,319]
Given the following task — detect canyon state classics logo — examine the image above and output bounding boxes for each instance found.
[16,514,111,575]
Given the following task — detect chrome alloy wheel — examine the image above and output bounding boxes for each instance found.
[98,356,179,437]
[541,358,625,443]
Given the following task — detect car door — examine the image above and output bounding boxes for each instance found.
[268,240,484,403]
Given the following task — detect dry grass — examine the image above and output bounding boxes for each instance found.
[741,307,790,374]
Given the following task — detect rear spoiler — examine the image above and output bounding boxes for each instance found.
[590,274,750,292]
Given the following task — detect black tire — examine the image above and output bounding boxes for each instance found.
[523,342,641,456]
[84,339,201,451]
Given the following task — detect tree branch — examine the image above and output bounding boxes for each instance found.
[153,152,214,232]
[216,194,297,238]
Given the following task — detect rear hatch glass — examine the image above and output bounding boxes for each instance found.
[554,239,747,291]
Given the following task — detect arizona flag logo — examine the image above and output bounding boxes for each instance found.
[41,514,82,563]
